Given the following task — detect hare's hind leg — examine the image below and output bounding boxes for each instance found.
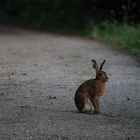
[74,93,84,113]
[82,95,94,113]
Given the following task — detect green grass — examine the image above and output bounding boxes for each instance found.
[86,22,140,55]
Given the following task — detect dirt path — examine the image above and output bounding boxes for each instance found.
[0,26,140,140]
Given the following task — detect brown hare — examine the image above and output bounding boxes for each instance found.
[74,59,109,114]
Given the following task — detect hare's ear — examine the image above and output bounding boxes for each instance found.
[91,60,99,72]
[100,60,106,70]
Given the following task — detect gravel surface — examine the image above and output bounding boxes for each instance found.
[0,26,140,140]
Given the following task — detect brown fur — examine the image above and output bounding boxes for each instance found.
[74,60,109,114]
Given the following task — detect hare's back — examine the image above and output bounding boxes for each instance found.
[76,79,96,94]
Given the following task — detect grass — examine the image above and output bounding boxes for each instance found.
[86,22,140,55]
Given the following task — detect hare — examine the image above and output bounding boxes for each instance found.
[74,59,109,114]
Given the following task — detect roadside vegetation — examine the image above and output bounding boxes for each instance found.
[87,22,140,54]
[0,0,139,54]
